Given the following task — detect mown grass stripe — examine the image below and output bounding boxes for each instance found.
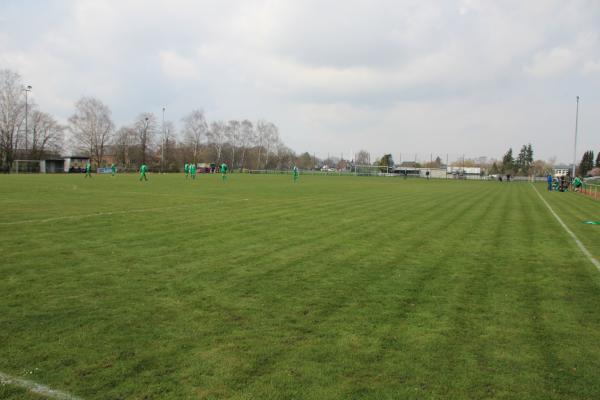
[532,184,600,271]
[2,175,600,398]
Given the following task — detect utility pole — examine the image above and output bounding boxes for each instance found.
[446,153,449,179]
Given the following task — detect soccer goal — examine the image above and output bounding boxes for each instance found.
[354,164,395,176]
[13,160,42,173]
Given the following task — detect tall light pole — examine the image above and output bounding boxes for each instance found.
[23,85,32,154]
[143,116,149,165]
[162,106,166,173]
[572,96,580,178]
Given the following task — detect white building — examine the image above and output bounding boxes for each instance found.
[447,166,481,175]
[553,166,571,177]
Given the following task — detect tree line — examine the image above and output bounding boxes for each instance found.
[77,98,293,172]
[578,150,600,177]
[489,144,535,176]
[0,69,298,172]
[3,68,598,175]
[0,70,65,170]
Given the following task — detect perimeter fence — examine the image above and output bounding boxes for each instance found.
[245,168,553,182]
[580,183,600,201]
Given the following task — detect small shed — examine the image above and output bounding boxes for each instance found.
[40,159,65,173]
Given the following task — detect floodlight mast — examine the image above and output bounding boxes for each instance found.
[23,85,32,154]
[142,116,149,165]
[572,96,579,178]
[162,106,166,173]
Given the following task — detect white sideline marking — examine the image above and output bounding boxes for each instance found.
[0,371,83,400]
[532,184,600,271]
[0,205,187,226]
[0,196,257,226]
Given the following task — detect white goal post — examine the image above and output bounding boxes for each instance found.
[13,160,42,173]
[354,164,394,176]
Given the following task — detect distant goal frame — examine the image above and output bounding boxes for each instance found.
[13,160,43,174]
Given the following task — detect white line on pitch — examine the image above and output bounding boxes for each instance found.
[0,196,260,226]
[532,184,600,271]
[0,371,83,400]
[0,205,187,226]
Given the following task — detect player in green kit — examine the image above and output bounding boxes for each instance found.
[139,164,148,181]
[111,163,116,176]
[190,163,197,180]
[573,176,582,192]
[85,162,92,178]
[220,163,228,182]
[292,166,299,183]
[184,163,189,179]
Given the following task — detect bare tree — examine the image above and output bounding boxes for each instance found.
[28,110,64,159]
[133,112,157,165]
[239,119,254,169]
[162,120,178,171]
[208,121,226,163]
[181,110,208,163]
[295,152,314,169]
[264,122,279,168]
[226,120,241,169]
[355,150,370,165]
[256,120,268,169]
[532,159,552,177]
[113,126,136,169]
[0,69,26,170]
[69,97,114,167]
[275,141,295,169]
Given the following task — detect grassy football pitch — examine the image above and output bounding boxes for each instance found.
[1,173,600,399]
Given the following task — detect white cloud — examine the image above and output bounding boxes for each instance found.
[159,51,201,81]
[1,0,599,162]
[524,47,576,78]
[583,60,600,75]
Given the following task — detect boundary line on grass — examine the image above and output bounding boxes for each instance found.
[0,205,188,226]
[0,371,83,400]
[532,184,600,271]
[0,196,258,226]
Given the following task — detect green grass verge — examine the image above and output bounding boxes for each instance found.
[1,173,599,399]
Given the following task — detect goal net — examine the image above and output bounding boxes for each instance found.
[354,164,394,176]
[13,160,42,173]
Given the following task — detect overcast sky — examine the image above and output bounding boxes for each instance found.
[1,0,599,163]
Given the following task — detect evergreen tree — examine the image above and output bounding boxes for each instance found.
[515,143,534,175]
[516,145,527,174]
[502,148,514,174]
[526,143,534,165]
[596,151,600,168]
[490,162,499,174]
[378,154,394,172]
[579,150,595,176]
